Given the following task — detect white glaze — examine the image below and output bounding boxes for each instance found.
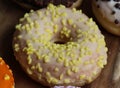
[95,0,120,25]
[14,4,108,86]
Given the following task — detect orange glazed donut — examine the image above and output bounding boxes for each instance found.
[13,4,108,87]
[0,57,14,88]
[92,0,120,36]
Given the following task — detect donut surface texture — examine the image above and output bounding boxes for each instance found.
[13,4,108,87]
[92,0,120,36]
[0,57,14,88]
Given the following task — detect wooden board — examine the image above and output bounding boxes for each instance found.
[0,0,120,88]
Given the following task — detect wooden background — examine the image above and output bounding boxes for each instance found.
[0,0,120,88]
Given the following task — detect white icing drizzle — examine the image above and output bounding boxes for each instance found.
[95,0,120,25]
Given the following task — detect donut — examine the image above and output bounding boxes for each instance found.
[13,0,82,9]
[53,86,81,88]
[92,0,120,36]
[13,4,108,87]
[0,57,14,88]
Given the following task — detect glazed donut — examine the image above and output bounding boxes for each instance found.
[13,0,82,9]
[53,86,81,88]
[0,57,14,88]
[92,0,120,36]
[13,4,108,87]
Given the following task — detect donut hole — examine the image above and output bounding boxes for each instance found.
[54,41,66,44]
[53,36,72,45]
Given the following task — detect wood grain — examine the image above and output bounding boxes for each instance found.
[0,0,120,88]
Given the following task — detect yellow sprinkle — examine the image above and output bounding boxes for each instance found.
[45,29,53,34]
[57,58,63,63]
[35,63,43,72]
[61,19,67,25]
[78,18,84,22]
[77,58,82,64]
[43,56,50,63]
[27,68,33,75]
[31,66,35,70]
[19,18,24,22]
[30,9,34,13]
[64,79,70,84]
[61,12,67,17]
[105,47,108,52]
[46,72,51,77]
[15,24,22,30]
[52,16,57,22]
[26,17,32,23]
[38,66,43,73]
[79,75,86,80]
[27,55,32,64]
[34,20,40,28]
[93,71,97,75]
[24,13,29,18]
[67,69,72,76]
[79,10,82,14]
[84,61,90,65]
[71,67,79,73]
[4,74,10,80]
[25,24,30,32]
[72,8,76,12]
[42,16,46,20]
[17,35,22,39]
[25,46,35,55]
[60,74,63,80]
[47,77,52,83]
[64,59,69,67]
[89,18,93,23]
[70,53,75,58]
[21,25,25,30]
[14,43,19,52]
[35,52,41,60]
[48,4,55,10]
[73,24,77,28]
[97,60,104,68]
[67,19,73,25]
[90,59,94,64]
[54,67,59,72]
[37,11,42,17]
[53,24,58,33]
[51,78,59,84]
[87,77,92,82]
[90,38,96,42]
[59,5,65,8]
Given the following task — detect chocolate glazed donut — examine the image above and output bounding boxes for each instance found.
[13,0,82,9]
[25,0,77,7]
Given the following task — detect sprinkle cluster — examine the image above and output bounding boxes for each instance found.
[14,4,107,85]
[0,58,10,81]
